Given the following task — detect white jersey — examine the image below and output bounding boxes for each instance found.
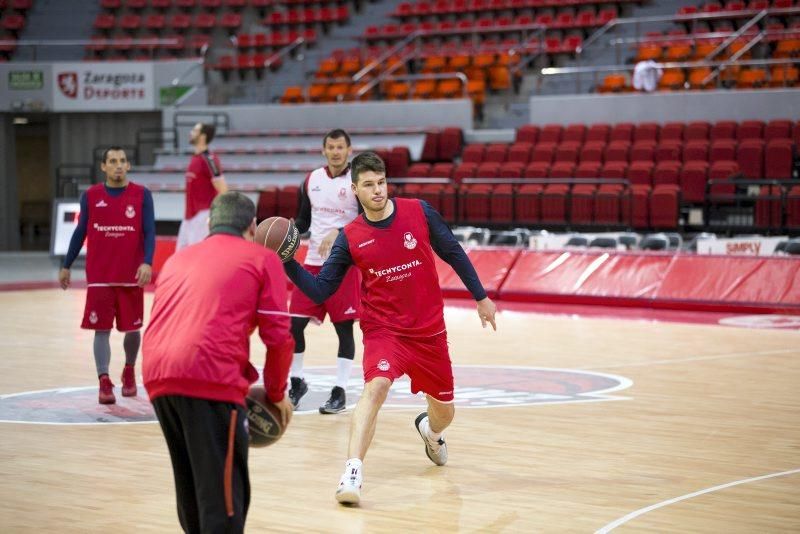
[305,166,359,266]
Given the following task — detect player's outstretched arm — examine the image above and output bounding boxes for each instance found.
[284,231,353,304]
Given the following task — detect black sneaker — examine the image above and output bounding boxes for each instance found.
[288,377,308,409]
[319,386,346,414]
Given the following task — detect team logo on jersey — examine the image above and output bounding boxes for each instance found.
[125,205,136,218]
[89,311,98,324]
[0,366,632,424]
[344,307,356,315]
[403,232,417,250]
[377,359,391,371]
[95,200,108,208]
[338,187,347,200]
[311,186,321,192]
[58,72,78,99]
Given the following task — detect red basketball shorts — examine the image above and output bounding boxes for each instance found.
[289,264,361,324]
[81,285,144,332]
[362,329,454,402]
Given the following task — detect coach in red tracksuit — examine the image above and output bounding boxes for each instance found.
[143,191,293,534]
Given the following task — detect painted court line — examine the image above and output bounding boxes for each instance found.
[583,348,798,370]
[595,468,800,533]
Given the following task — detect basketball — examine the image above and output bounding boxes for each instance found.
[246,385,286,448]
[254,216,300,263]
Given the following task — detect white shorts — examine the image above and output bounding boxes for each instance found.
[176,209,210,251]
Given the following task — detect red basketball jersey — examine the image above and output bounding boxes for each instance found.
[85,183,145,285]
[344,198,444,337]
[185,151,222,219]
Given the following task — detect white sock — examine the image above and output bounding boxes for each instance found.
[336,357,354,389]
[423,418,443,442]
[290,353,304,379]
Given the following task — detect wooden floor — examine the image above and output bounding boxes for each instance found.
[1,288,798,533]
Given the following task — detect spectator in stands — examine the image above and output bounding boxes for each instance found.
[59,146,155,405]
[633,60,663,92]
[288,129,362,414]
[176,122,228,250]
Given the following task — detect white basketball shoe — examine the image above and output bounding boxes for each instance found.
[414,412,448,466]
[336,464,362,505]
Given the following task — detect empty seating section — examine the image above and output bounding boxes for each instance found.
[601,1,800,92]
[0,0,33,60]
[89,0,356,64]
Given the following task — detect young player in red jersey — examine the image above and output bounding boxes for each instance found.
[59,147,155,404]
[285,152,497,505]
[288,129,362,414]
[176,122,228,250]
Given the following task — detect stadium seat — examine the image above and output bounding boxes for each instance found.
[490,184,514,224]
[653,160,682,187]
[627,161,654,187]
[569,185,596,225]
[736,139,765,179]
[594,185,624,225]
[540,184,569,225]
[650,185,680,229]
[764,138,794,179]
[514,184,543,224]
[680,161,710,203]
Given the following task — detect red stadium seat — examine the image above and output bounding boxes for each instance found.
[549,162,576,179]
[601,161,627,180]
[754,185,782,230]
[257,187,279,221]
[630,141,656,163]
[476,162,501,178]
[563,124,586,144]
[685,121,710,141]
[683,140,709,163]
[490,184,514,224]
[579,142,605,164]
[569,185,596,225]
[539,124,563,144]
[461,184,492,223]
[604,141,630,163]
[406,163,432,178]
[575,161,601,178]
[609,123,634,143]
[627,161,654,187]
[650,185,680,229]
[764,119,792,142]
[710,121,737,141]
[507,143,533,164]
[524,162,550,179]
[277,185,300,219]
[453,162,478,183]
[514,184,543,224]
[586,124,610,143]
[499,162,525,178]
[659,122,684,142]
[680,161,710,203]
[709,139,737,164]
[461,144,485,164]
[634,123,659,143]
[595,184,624,225]
[531,143,556,164]
[438,128,463,162]
[623,185,651,229]
[516,125,539,144]
[736,139,765,179]
[655,140,682,164]
[653,160,682,187]
[554,142,580,164]
[737,120,764,141]
[540,184,569,225]
[764,138,794,179]
[484,144,508,163]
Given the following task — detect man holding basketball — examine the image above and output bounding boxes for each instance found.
[284,152,497,505]
[176,122,228,250]
[143,192,294,533]
[288,128,362,415]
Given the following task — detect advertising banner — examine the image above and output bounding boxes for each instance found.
[52,62,155,111]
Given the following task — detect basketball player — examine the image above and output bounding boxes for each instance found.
[176,122,228,250]
[285,152,497,505]
[288,129,362,414]
[59,146,155,405]
[143,192,294,534]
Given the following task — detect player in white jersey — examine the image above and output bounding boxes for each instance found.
[288,129,362,413]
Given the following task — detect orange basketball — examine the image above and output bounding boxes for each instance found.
[254,216,300,263]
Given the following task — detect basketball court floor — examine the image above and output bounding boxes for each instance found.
[1,253,798,533]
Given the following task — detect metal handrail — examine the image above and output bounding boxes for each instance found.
[609,26,800,47]
[359,72,469,99]
[701,31,765,85]
[354,23,546,82]
[704,9,766,61]
[264,36,306,68]
[541,57,800,76]
[576,6,800,58]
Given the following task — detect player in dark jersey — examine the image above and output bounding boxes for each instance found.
[59,146,155,404]
[285,151,497,505]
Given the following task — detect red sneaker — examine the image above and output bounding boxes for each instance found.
[99,374,116,405]
[121,365,137,397]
